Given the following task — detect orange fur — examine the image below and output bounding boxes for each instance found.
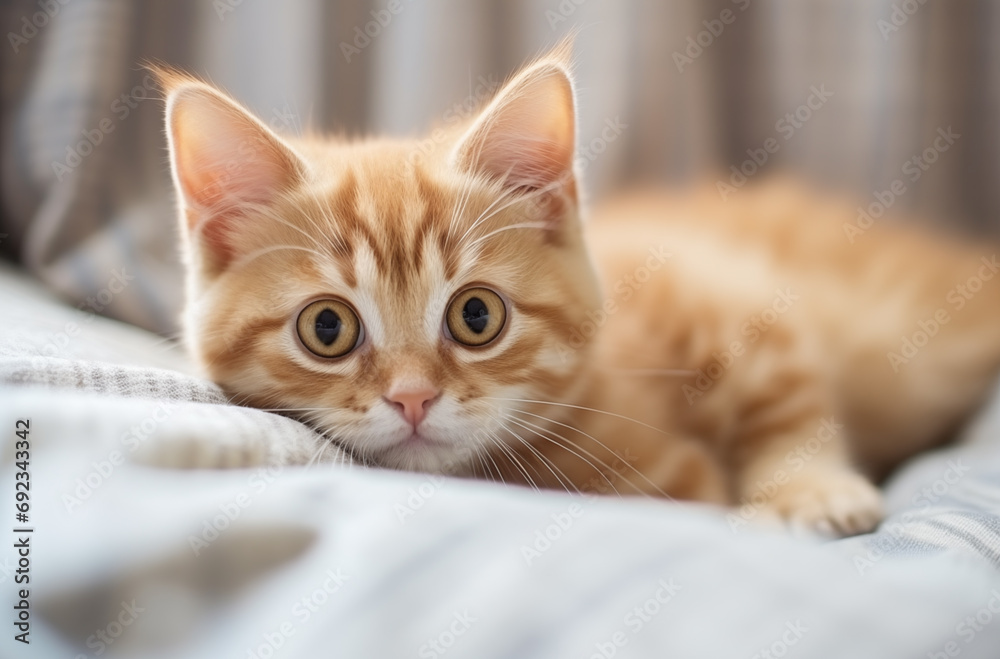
[160,49,1000,537]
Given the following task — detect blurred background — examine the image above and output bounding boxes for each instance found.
[2,0,1000,335]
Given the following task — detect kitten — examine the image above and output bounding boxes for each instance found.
[159,45,1000,536]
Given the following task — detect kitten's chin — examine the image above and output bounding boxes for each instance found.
[369,436,475,475]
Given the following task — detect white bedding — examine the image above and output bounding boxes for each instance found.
[4,261,1000,658]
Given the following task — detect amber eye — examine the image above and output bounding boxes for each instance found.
[446,287,506,347]
[296,299,362,358]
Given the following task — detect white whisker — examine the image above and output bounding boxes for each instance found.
[502,415,624,497]
[496,418,580,494]
[485,396,673,437]
[467,221,550,250]
[508,409,676,501]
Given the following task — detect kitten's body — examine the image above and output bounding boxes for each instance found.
[159,47,1000,536]
[515,185,1000,527]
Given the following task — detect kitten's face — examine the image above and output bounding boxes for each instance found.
[163,49,601,472]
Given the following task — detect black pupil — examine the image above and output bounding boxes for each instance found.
[314,309,342,345]
[462,297,490,334]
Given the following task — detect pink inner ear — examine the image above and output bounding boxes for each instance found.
[475,131,574,190]
[168,85,302,268]
[173,104,294,219]
[459,65,576,190]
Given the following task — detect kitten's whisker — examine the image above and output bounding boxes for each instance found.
[496,418,580,495]
[480,437,516,488]
[468,221,550,250]
[601,367,699,377]
[502,415,623,498]
[465,177,564,247]
[480,432,521,485]
[239,202,341,261]
[475,452,497,484]
[304,437,332,469]
[231,244,331,271]
[458,187,517,245]
[223,391,257,408]
[140,334,188,356]
[458,178,548,247]
[485,396,673,437]
[316,199,353,257]
[487,427,551,491]
[447,168,477,242]
[250,203,325,245]
[300,207,342,261]
[509,409,677,502]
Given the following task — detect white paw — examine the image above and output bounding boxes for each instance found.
[761,470,885,537]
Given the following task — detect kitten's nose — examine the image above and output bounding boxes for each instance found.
[385,386,440,427]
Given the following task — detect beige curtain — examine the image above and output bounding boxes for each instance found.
[3,0,999,335]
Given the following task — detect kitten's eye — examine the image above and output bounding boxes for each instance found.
[446,287,506,347]
[297,299,362,358]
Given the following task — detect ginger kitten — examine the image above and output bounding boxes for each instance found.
[159,47,1000,536]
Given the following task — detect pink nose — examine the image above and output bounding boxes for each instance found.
[384,386,439,427]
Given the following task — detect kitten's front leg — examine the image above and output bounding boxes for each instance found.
[720,345,884,537]
[733,418,884,536]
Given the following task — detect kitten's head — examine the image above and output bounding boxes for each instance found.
[161,46,602,472]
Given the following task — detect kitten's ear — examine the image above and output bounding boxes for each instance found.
[452,45,576,192]
[162,75,306,272]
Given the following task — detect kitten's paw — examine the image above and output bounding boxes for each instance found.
[762,470,884,537]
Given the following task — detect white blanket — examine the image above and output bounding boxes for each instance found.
[4,261,1000,659]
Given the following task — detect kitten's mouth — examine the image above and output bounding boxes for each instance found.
[401,431,446,448]
[366,428,461,473]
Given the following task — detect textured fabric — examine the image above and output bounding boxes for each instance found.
[4,229,1000,658]
[0,261,350,471]
[839,389,1000,571]
[3,0,1000,336]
